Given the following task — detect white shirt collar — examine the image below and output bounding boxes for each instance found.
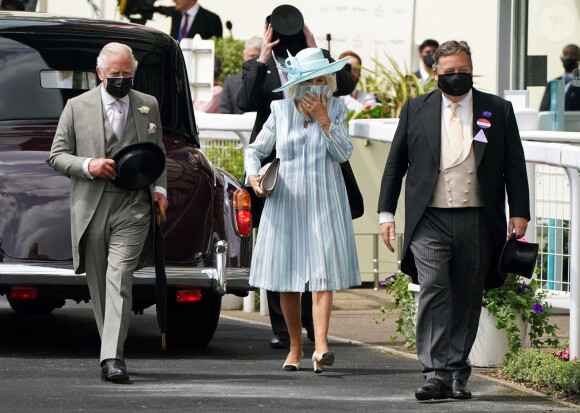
[100,84,130,107]
[185,3,200,19]
[441,88,473,109]
[419,65,431,81]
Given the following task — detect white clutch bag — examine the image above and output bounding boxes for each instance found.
[258,158,280,192]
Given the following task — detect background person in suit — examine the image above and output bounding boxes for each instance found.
[50,42,168,383]
[170,0,222,41]
[539,44,580,111]
[378,40,529,401]
[218,36,262,115]
[237,4,356,350]
[413,39,439,81]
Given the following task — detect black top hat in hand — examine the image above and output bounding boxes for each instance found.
[498,234,539,279]
[111,142,165,190]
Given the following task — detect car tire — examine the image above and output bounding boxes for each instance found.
[7,297,64,315]
[167,290,222,348]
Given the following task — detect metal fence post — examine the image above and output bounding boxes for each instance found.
[373,234,379,290]
[565,167,579,359]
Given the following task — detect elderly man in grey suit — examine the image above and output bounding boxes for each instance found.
[50,42,168,383]
[378,40,529,400]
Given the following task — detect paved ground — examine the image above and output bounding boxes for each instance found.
[0,292,576,412]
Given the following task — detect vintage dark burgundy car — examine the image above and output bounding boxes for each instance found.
[0,12,253,346]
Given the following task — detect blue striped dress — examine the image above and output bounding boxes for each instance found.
[244,97,361,292]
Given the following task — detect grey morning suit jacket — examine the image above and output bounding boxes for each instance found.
[49,86,167,274]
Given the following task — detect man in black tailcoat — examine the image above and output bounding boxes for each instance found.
[378,40,530,401]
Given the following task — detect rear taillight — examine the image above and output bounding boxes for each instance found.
[234,188,252,236]
[176,289,202,303]
[10,286,38,300]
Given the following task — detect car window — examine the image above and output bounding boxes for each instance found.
[40,71,97,90]
[0,31,198,145]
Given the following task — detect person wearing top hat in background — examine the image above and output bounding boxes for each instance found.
[539,44,580,111]
[237,4,358,351]
[245,47,361,373]
[378,40,529,400]
[170,0,222,42]
[413,39,439,82]
[50,42,168,383]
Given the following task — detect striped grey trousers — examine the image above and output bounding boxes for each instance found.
[410,207,491,384]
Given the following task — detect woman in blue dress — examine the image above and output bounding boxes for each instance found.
[245,48,361,373]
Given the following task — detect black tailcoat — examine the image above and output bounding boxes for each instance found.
[378,88,530,289]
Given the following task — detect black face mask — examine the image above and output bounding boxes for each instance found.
[437,72,473,96]
[422,54,434,69]
[105,77,133,99]
[562,58,578,73]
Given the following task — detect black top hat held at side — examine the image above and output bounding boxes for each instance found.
[498,234,539,279]
[112,142,165,190]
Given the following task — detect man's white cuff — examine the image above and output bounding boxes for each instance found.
[153,186,167,198]
[379,211,395,224]
[83,158,94,179]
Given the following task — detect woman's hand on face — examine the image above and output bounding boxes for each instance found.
[258,24,280,64]
[249,174,270,197]
[301,91,328,123]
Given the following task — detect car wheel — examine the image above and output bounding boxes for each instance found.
[7,297,64,315]
[167,290,222,348]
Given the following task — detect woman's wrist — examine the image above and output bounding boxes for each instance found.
[319,117,331,129]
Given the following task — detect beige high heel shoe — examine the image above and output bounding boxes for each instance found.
[283,351,304,372]
[312,351,334,373]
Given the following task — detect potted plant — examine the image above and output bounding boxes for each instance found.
[377,269,560,366]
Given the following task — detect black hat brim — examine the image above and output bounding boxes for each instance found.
[111,142,165,190]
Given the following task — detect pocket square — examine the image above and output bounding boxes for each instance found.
[148,123,156,134]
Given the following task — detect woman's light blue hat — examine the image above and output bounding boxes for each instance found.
[272,48,350,93]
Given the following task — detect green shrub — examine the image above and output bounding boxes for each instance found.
[499,348,580,397]
[204,141,245,183]
[212,36,245,85]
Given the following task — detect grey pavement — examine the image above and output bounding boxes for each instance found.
[0,293,576,412]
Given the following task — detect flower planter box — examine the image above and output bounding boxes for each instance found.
[407,283,530,368]
[468,307,530,367]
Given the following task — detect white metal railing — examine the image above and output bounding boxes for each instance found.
[348,118,580,360]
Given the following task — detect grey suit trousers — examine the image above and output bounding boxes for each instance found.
[410,207,491,384]
[83,183,151,362]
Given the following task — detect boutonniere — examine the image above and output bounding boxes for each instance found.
[138,106,150,115]
[477,110,492,129]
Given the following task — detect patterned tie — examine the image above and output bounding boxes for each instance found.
[449,102,464,156]
[112,100,124,140]
[179,13,189,41]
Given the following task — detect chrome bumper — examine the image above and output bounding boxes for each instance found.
[0,241,249,293]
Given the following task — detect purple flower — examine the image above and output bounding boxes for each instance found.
[482,110,492,118]
[517,285,533,294]
[532,303,543,314]
[379,273,398,286]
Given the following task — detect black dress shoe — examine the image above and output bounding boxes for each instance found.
[269,335,290,349]
[452,379,472,399]
[100,358,129,383]
[415,378,453,401]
